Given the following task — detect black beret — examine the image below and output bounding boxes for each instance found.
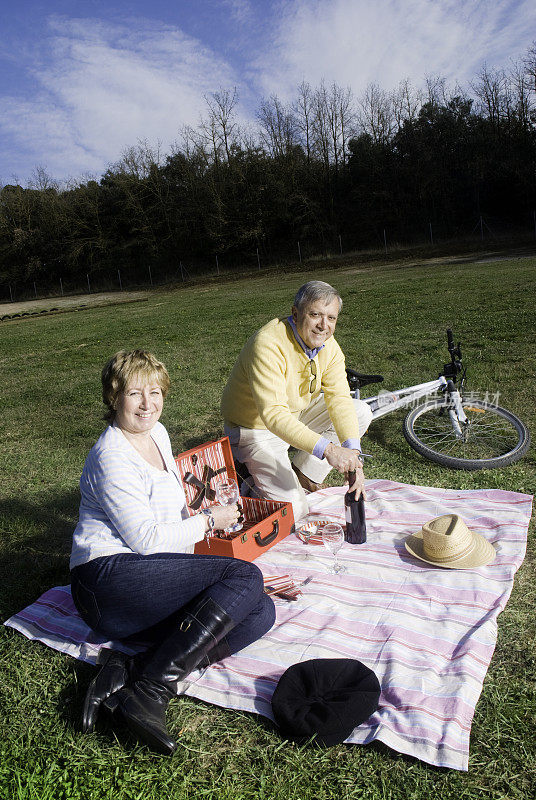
[271,658,381,746]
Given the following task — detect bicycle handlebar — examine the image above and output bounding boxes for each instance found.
[444,329,463,380]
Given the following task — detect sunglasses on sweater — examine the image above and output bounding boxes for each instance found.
[309,360,317,393]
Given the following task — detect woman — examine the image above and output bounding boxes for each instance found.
[70,349,275,754]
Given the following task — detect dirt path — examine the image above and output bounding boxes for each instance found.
[3,247,535,319]
[0,290,149,318]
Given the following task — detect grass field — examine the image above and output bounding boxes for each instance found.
[0,252,535,799]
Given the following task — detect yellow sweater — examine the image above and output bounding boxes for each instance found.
[221,318,360,454]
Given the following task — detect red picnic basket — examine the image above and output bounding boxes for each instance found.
[175,436,295,561]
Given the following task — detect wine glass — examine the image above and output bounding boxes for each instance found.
[295,522,314,560]
[321,523,346,573]
[215,478,243,534]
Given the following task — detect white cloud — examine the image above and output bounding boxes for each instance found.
[1,2,534,183]
[0,16,244,183]
[253,0,536,100]
[220,0,255,25]
[0,96,103,183]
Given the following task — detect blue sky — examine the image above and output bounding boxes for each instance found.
[1,0,535,185]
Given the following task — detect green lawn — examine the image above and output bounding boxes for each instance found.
[0,253,535,799]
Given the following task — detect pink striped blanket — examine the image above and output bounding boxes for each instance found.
[4,480,532,771]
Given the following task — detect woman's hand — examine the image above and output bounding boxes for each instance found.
[206,504,241,532]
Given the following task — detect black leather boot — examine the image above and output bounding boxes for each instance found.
[81,649,130,733]
[204,636,232,666]
[109,596,235,754]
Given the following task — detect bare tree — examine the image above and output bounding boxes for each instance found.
[312,81,332,170]
[293,81,314,164]
[28,165,59,191]
[198,110,224,165]
[424,74,449,107]
[174,124,213,169]
[391,79,423,132]
[504,60,533,129]
[257,94,298,158]
[523,40,536,94]
[326,82,355,171]
[113,140,163,179]
[357,83,394,145]
[201,88,239,162]
[471,65,509,129]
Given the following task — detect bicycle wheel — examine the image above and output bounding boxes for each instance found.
[403,397,530,470]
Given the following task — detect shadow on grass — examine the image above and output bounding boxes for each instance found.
[364,418,393,450]
[55,667,154,755]
[55,661,141,752]
[0,490,78,620]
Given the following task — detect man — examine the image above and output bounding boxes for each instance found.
[221,281,373,521]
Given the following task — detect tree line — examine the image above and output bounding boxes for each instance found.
[1,43,536,295]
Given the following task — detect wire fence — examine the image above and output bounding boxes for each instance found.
[2,214,536,308]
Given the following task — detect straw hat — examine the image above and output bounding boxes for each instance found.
[404,514,496,569]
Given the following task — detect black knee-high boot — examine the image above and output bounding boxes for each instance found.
[81,649,130,733]
[107,596,235,754]
[81,626,232,735]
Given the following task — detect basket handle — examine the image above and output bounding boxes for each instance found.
[253,520,279,547]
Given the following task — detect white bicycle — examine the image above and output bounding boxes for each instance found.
[347,330,530,470]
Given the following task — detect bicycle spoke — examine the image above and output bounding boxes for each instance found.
[410,403,522,460]
[401,354,530,469]
[414,431,457,444]
[435,439,461,455]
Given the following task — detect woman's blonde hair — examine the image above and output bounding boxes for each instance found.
[101,350,170,422]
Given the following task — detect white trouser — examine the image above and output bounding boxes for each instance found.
[224,396,373,522]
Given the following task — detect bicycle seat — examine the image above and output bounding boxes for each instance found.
[346,368,384,390]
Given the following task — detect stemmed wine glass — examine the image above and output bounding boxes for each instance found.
[215,478,243,534]
[321,523,346,573]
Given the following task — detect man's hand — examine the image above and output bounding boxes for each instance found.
[347,467,366,499]
[324,442,362,473]
[324,443,366,498]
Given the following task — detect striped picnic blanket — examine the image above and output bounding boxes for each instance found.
[4,479,532,770]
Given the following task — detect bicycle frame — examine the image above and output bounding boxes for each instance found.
[344,329,529,469]
[355,375,468,433]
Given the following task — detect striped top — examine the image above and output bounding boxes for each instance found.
[69,422,205,569]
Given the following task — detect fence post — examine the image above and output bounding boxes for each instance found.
[298,241,302,263]
[257,248,261,270]
[148,265,153,286]
[180,261,185,281]
[383,229,387,253]
[118,270,122,291]
[60,278,64,296]
[87,274,91,294]
[9,285,13,302]
[34,281,37,298]
[429,222,433,245]
[339,234,342,255]
[480,216,484,241]
[216,255,220,275]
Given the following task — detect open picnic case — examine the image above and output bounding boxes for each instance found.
[175,436,295,561]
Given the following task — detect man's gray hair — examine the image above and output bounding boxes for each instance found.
[293,281,342,312]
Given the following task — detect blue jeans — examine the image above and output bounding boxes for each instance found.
[70,552,275,656]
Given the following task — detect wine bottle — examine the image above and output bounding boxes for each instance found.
[344,470,366,544]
